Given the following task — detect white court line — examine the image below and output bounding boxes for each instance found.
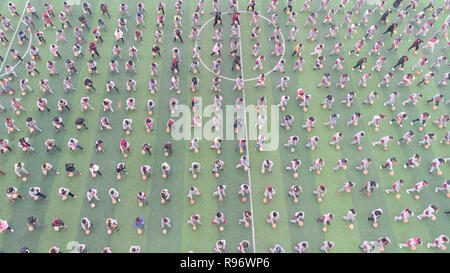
[0,0,32,78]
[195,10,285,82]
[235,0,256,253]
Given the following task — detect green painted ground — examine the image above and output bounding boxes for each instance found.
[0,0,448,253]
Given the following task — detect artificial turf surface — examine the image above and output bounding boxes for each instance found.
[0,0,448,253]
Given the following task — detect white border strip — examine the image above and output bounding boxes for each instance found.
[0,0,32,77]
[235,0,257,253]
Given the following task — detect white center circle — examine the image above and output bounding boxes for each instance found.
[195,10,285,82]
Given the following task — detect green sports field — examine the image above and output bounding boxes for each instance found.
[0,0,448,253]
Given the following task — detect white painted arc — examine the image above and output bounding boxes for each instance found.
[0,0,32,78]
